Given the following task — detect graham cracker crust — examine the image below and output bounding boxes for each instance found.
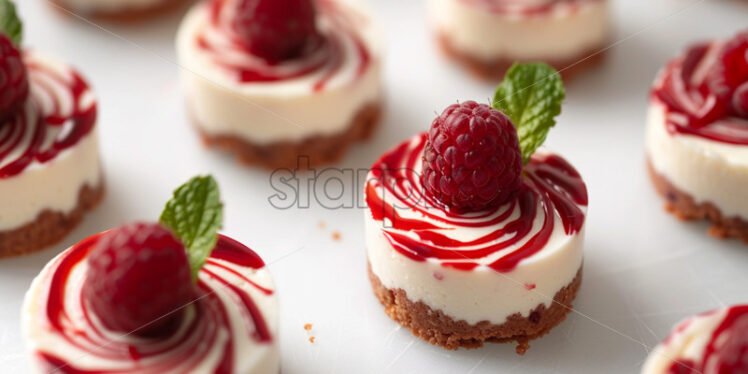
[647,159,748,243]
[0,181,105,259]
[437,33,606,80]
[197,103,381,169]
[368,262,583,354]
[50,0,186,21]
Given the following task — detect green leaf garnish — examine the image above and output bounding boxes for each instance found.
[0,0,21,46]
[492,62,565,164]
[160,175,223,282]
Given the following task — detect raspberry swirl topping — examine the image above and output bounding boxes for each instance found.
[365,133,587,273]
[459,0,597,15]
[655,305,748,374]
[27,234,275,373]
[195,0,371,92]
[0,51,96,179]
[652,32,748,145]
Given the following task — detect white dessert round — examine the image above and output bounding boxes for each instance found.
[641,305,748,374]
[54,0,171,15]
[176,0,382,145]
[646,100,748,219]
[0,51,101,231]
[364,134,587,325]
[429,0,610,62]
[23,234,280,374]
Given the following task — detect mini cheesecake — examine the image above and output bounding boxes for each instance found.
[23,233,279,374]
[176,0,382,168]
[364,66,584,353]
[429,0,611,79]
[0,50,103,258]
[646,30,748,241]
[641,305,748,374]
[23,176,279,374]
[365,135,586,353]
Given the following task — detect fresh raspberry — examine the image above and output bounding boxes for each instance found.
[715,316,748,373]
[421,101,523,211]
[0,34,28,121]
[231,0,322,64]
[83,223,195,338]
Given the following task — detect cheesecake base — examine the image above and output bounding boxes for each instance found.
[647,159,748,243]
[196,103,381,169]
[368,262,582,354]
[0,180,104,258]
[437,33,606,80]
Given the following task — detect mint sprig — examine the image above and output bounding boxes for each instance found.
[492,63,565,164]
[0,0,21,46]
[160,175,223,282]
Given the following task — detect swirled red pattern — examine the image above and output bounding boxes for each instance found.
[666,305,748,373]
[365,133,587,273]
[652,41,748,145]
[33,234,273,373]
[0,52,96,179]
[195,0,371,92]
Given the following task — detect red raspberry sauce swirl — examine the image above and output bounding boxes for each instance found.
[196,0,371,92]
[652,41,748,145]
[0,52,96,179]
[31,234,274,373]
[365,133,587,273]
[665,305,748,373]
[459,0,596,15]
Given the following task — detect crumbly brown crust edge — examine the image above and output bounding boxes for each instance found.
[647,158,748,242]
[195,103,381,169]
[0,180,105,259]
[50,0,186,22]
[367,262,582,354]
[437,32,606,81]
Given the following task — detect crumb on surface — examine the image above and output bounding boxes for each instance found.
[332,231,341,241]
[304,323,312,331]
[309,336,316,343]
[515,340,530,355]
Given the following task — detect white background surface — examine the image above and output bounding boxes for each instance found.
[1,0,748,373]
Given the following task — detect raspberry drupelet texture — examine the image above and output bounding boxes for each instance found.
[0,33,28,121]
[421,101,523,211]
[231,0,322,64]
[83,223,195,338]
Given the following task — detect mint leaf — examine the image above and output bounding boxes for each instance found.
[160,175,223,281]
[492,63,565,164]
[0,0,21,46]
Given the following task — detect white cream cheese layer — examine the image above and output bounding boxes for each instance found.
[646,101,748,219]
[365,213,584,326]
[429,0,610,62]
